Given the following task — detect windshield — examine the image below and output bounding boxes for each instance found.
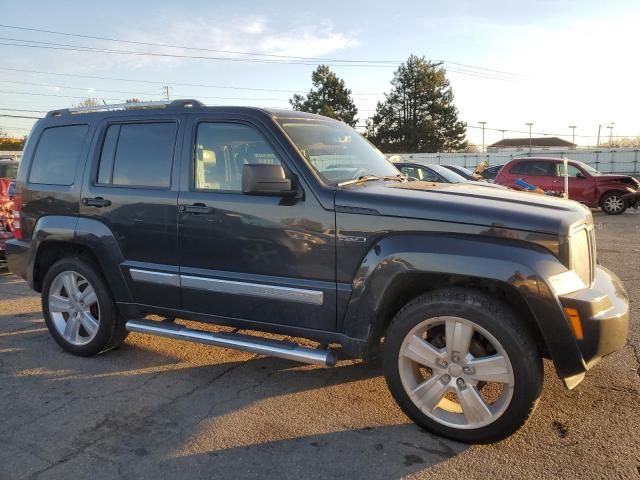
[577,161,602,176]
[277,117,400,184]
[426,164,468,183]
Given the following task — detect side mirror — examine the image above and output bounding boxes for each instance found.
[575,172,586,179]
[242,164,296,196]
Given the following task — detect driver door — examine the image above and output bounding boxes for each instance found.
[177,116,337,331]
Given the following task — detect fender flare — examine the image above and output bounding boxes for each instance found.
[27,215,131,301]
[340,233,586,378]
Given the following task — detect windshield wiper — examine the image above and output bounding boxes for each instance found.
[337,175,381,187]
[337,174,406,187]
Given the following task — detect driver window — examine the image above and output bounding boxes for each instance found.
[195,123,282,192]
[554,164,583,177]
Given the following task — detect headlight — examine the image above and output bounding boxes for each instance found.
[568,223,595,287]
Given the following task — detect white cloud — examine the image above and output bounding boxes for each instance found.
[90,15,359,70]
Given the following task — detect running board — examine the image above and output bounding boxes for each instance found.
[125,319,337,367]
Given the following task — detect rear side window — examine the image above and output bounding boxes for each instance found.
[510,161,553,176]
[29,125,89,185]
[98,122,177,188]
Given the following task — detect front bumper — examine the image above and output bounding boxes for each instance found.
[558,265,629,387]
[622,190,640,207]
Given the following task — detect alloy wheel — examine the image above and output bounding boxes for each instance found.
[603,195,625,214]
[48,271,101,346]
[398,316,514,429]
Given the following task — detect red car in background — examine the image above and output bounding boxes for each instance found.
[494,157,640,214]
[0,158,19,259]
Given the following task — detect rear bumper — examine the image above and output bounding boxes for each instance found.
[558,265,629,387]
[6,239,29,282]
[0,231,13,259]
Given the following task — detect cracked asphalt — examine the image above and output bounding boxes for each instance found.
[0,211,639,480]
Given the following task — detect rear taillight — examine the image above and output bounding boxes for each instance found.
[12,193,22,240]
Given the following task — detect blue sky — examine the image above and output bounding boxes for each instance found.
[1,0,638,147]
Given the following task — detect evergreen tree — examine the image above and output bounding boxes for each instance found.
[290,65,358,127]
[366,55,467,152]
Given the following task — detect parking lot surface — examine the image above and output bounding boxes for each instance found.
[0,211,639,480]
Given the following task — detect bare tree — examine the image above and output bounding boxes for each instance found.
[75,97,100,108]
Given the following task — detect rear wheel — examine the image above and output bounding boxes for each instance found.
[600,192,627,215]
[383,288,543,443]
[42,256,127,356]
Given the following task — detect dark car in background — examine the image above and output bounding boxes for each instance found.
[441,164,487,181]
[494,157,640,214]
[394,162,507,190]
[479,164,504,182]
[0,158,19,259]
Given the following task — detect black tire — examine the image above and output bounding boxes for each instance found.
[600,191,627,215]
[382,288,543,444]
[41,256,127,356]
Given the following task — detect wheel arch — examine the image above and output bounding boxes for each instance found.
[340,233,586,379]
[27,215,131,302]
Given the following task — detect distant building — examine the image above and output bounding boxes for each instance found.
[488,137,576,152]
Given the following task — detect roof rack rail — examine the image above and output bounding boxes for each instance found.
[46,99,204,117]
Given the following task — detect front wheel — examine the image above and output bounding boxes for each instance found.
[383,288,543,443]
[600,192,627,215]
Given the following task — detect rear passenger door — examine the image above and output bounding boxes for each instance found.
[510,161,555,191]
[81,116,182,308]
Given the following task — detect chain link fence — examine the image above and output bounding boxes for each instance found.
[389,149,640,176]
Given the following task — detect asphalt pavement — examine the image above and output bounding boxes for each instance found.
[0,211,638,480]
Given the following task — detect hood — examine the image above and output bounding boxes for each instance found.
[335,181,590,235]
[597,175,640,188]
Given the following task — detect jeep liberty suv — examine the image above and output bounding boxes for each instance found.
[6,100,629,444]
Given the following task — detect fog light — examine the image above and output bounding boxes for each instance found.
[564,307,583,340]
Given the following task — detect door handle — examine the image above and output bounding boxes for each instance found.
[82,197,111,207]
[179,203,213,214]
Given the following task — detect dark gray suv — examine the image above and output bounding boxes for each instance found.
[6,100,629,443]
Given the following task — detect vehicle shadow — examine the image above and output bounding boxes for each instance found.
[0,315,468,478]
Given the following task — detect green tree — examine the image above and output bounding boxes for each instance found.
[366,55,467,152]
[290,65,358,127]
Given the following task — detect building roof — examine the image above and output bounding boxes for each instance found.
[489,137,576,148]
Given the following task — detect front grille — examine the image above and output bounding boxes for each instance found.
[570,225,595,287]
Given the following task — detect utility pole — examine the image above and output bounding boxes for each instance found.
[607,124,614,147]
[525,122,534,152]
[596,124,601,148]
[499,129,506,140]
[568,125,576,149]
[163,86,170,101]
[478,121,487,152]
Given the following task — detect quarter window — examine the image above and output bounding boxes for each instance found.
[97,122,177,188]
[194,123,282,192]
[29,125,88,185]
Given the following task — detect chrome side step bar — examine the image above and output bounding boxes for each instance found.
[125,320,337,367]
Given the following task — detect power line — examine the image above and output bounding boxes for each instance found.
[0,78,159,96]
[0,38,398,68]
[0,113,41,119]
[0,107,47,113]
[0,23,530,79]
[0,80,292,102]
[0,67,380,95]
[0,24,399,64]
